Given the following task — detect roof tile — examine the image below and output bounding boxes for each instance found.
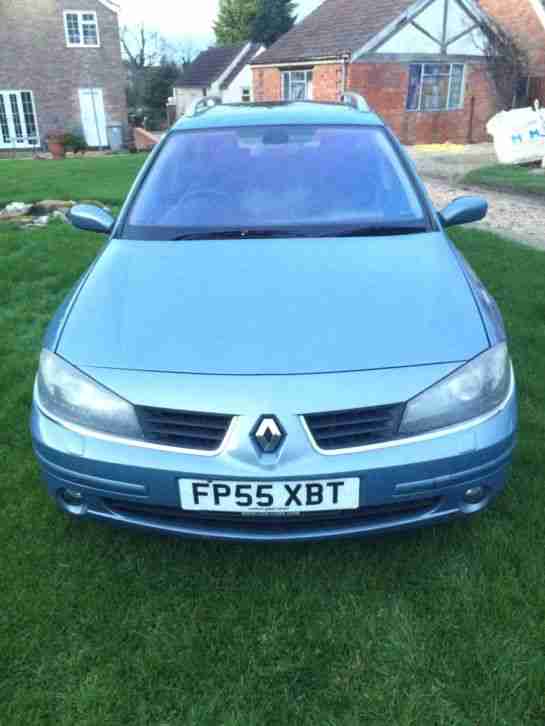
[179,44,247,87]
[253,0,414,65]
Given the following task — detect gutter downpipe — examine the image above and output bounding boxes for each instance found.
[340,51,351,97]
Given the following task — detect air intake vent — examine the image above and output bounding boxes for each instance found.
[304,403,404,451]
[136,407,233,452]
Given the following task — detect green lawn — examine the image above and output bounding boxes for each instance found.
[464,163,545,197]
[2,158,545,725]
[0,154,147,207]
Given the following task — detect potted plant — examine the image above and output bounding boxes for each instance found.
[46,129,67,160]
[63,132,88,156]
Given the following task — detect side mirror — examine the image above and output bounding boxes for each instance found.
[438,196,488,228]
[68,204,114,235]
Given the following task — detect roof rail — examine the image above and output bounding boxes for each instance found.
[340,92,371,113]
[185,96,222,118]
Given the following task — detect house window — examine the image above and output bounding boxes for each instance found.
[282,70,313,101]
[64,11,100,47]
[406,63,465,112]
[0,97,10,144]
[9,94,24,142]
[0,90,39,148]
[242,87,251,103]
[21,92,38,140]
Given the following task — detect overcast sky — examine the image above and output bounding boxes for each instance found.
[119,0,323,47]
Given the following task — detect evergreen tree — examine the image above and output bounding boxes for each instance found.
[214,0,257,45]
[252,0,296,47]
[214,0,296,47]
[143,58,180,113]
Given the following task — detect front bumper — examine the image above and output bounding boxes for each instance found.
[30,381,517,542]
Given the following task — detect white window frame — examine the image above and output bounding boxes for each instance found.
[241,87,251,103]
[64,11,100,48]
[406,63,466,112]
[0,89,40,149]
[282,70,313,101]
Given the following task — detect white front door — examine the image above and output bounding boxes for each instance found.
[79,88,107,147]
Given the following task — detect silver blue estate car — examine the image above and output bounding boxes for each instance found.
[31,95,517,542]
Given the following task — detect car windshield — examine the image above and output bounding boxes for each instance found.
[123,125,429,240]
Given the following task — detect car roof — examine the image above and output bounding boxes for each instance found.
[172,101,383,131]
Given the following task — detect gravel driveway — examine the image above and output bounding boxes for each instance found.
[423,177,545,251]
[406,143,545,250]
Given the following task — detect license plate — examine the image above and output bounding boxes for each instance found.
[178,478,360,514]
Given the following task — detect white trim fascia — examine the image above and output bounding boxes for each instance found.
[452,0,491,27]
[216,42,252,90]
[528,0,545,31]
[352,0,434,59]
[97,0,119,12]
[251,58,340,68]
[352,0,491,60]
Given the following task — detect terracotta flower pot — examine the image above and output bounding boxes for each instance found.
[47,137,66,160]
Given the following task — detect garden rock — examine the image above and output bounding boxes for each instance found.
[1,202,32,217]
[0,199,75,227]
[37,200,75,211]
[52,210,69,222]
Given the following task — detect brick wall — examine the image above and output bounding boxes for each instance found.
[253,60,499,144]
[350,61,498,144]
[253,68,282,101]
[253,63,343,102]
[348,63,409,139]
[0,0,127,147]
[312,64,343,101]
[133,127,159,151]
[478,0,545,74]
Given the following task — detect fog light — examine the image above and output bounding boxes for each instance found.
[58,488,87,515]
[463,486,486,504]
[62,488,84,506]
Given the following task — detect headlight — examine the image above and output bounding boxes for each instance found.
[399,342,511,437]
[36,350,143,439]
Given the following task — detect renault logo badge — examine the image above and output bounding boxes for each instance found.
[251,415,286,453]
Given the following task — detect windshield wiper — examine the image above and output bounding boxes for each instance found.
[170,224,428,241]
[322,224,428,238]
[170,228,307,240]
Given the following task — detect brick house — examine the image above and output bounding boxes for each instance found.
[251,0,545,144]
[0,0,127,152]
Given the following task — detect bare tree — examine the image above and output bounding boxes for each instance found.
[121,25,198,70]
[164,37,198,69]
[122,25,201,125]
[479,18,529,109]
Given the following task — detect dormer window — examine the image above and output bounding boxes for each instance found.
[64,11,100,47]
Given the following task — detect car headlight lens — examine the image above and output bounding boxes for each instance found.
[399,342,511,437]
[37,350,143,439]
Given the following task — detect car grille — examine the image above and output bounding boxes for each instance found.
[136,406,233,451]
[104,497,440,532]
[304,403,404,451]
